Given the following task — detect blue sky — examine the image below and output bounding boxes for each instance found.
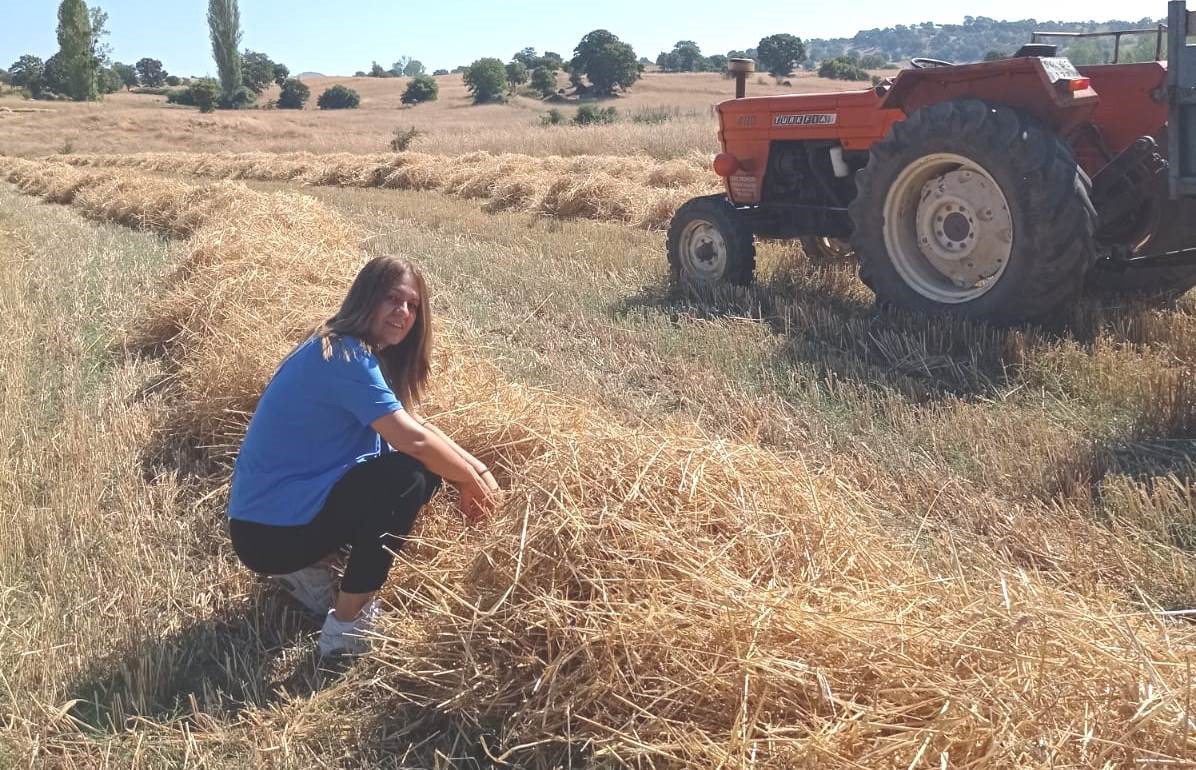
[2,1,1158,77]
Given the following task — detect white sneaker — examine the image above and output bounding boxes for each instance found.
[275,563,336,615]
[317,599,381,658]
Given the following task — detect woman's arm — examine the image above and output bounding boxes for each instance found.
[410,410,499,491]
[370,410,496,516]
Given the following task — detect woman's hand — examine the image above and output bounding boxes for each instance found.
[456,473,499,520]
[479,468,500,494]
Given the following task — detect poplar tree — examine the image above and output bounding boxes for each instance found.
[57,0,97,101]
[207,0,243,105]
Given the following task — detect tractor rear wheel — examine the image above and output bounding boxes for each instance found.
[850,99,1097,323]
[667,194,756,287]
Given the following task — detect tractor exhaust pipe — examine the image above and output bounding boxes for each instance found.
[729,58,755,99]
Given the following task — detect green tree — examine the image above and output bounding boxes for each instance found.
[530,65,557,97]
[97,66,121,93]
[1064,39,1112,65]
[277,77,309,108]
[571,29,640,96]
[272,62,289,86]
[983,50,1005,61]
[463,57,507,103]
[505,60,528,92]
[317,84,360,109]
[670,40,704,71]
[207,0,244,105]
[818,56,869,81]
[134,57,165,86]
[43,53,69,96]
[757,33,806,78]
[89,6,111,66]
[401,73,438,104]
[403,59,425,76]
[512,47,538,68]
[111,61,136,89]
[57,0,98,100]
[241,50,278,94]
[9,55,46,96]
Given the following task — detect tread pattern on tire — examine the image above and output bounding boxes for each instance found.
[849,99,1097,323]
[666,194,757,286]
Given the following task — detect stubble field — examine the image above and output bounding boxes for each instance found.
[1,71,1195,768]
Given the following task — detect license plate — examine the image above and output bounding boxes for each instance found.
[1041,57,1082,83]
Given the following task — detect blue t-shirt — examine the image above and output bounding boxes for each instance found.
[228,335,403,526]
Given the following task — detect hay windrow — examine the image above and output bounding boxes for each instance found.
[54,150,720,230]
[4,156,1196,767]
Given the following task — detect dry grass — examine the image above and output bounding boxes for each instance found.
[0,71,882,158]
[4,156,1196,767]
[54,150,720,230]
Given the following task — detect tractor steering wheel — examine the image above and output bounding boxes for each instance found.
[910,57,954,69]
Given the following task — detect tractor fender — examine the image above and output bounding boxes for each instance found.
[880,58,1098,137]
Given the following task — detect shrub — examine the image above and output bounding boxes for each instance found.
[317,84,360,109]
[389,126,420,151]
[818,56,870,81]
[573,104,617,125]
[165,75,181,86]
[132,85,172,95]
[401,74,438,105]
[218,84,256,109]
[165,87,193,105]
[432,68,449,76]
[463,58,507,103]
[540,108,564,126]
[632,106,675,124]
[277,77,310,109]
[189,78,220,112]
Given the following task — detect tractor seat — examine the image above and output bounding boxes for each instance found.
[1013,44,1059,58]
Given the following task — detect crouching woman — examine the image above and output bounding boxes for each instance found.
[226,255,499,657]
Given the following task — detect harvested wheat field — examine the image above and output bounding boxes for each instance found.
[3,144,1196,770]
[0,70,880,159]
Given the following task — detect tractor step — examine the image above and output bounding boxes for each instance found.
[1102,244,1196,270]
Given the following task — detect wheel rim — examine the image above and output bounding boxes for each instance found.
[806,237,854,260]
[678,219,729,282]
[882,153,1013,304]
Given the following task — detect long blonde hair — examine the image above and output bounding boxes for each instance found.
[314,255,432,407]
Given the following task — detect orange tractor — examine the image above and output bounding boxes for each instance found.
[668,1,1196,323]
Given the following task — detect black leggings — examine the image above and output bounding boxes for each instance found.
[229,452,442,593]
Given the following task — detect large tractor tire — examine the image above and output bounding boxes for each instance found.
[667,194,756,287]
[849,99,1097,323]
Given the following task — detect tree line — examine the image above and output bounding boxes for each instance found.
[650,15,1166,77]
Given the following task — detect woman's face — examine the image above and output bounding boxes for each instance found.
[367,274,420,349]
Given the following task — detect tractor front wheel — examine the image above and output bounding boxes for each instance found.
[667,195,756,287]
[850,100,1096,323]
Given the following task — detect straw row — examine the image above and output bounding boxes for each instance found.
[3,156,1195,767]
[54,150,722,231]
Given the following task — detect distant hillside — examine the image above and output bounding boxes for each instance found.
[296,71,325,78]
[806,15,1165,65]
